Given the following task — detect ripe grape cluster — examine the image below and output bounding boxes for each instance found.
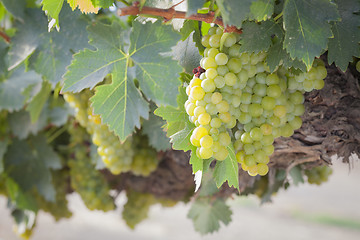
[185,26,327,176]
[305,165,333,185]
[68,123,115,211]
[122,190,156,229]
[36,170,72,220]
[64,91,159,176]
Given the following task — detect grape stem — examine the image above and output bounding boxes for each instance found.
[117,2,242,33]
[0,30,10,43]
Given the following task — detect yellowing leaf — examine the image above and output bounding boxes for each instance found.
[67,0,99,14]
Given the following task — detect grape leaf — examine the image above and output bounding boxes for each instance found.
[91,0,114,8]
[0,0,26,19]
[250,0,275,21]
[213,145,239,190]
[63,20,181,140]
[216,0,256,28]
[8,109,47,140]
[8,6,90,86]
[155,87,204,173]
[6,178,38,211]
[141,111,171,151]
[26,80,52,123]
[199,171,219,197]
[188,198,232,235]
[267,34,307,72]
[283,0,340,69]
[0,139,8,174]
[172,32,202,74]
[328,0,360,71]
[289,166,304,186]
[4,135,62,202]
[41,0,65,29]
[0,67,42,112]
[239,20,283,54]
[187,0,205,16]
[0,40,8,77]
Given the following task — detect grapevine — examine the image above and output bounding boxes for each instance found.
[185,26,327,176]
[0,0,358,237]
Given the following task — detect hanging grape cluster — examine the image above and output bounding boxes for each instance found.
[185,26,327,176]
[35,170,72,220]
[305,165,333,185]
[68,123,115,211]
[64,91,159,176]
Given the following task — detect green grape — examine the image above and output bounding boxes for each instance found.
[209,34,222,48]
[68,123,115,211]
[34,170,72,221]
[356,60,360,72]
[122,190,156,229]
[305,165,333,185]
[131,134,160,176]
[215,53,229,65]
[185,25,328,177]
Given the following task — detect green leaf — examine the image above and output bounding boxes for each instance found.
[141,111,171,151]
[155,87,203,172]
[91,0,114,8]
[6,178,38,211]
[199,171,219,197]
[213,145,239,190]
[289,166,304,186]
[129,21,181,106]
[0,138,8,174]
[216,0,256,28]
[283,0,340,69]
[0,40,8,77]
[328,0,360,71]
[187,0,205,16]
[4,135,62,202]
[188,198,232,235]
[250,0,275,21]
[9,6,90,86]
[41,0,65,29]
[267,34,307,72]
[172,33,202,74]
[0,67,42,112]
[239,20,283,53]
[63,20,181,140]
[26,80,52,123]
[189,148,203,173]
[0,0,26,19]
[8,109,48,139]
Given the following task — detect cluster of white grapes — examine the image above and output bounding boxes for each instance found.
[185,26,327,176]
[68,123,115,211]
[64,91,159,176]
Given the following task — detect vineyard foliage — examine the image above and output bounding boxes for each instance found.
[0,0,359,237]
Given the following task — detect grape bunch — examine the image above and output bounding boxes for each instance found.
[122,190,156,229]
[35,170,72,220]
[64,91,160,176]
[305,165,333,185]
[185,26,327,176]
[68,123,115,211]
[130,134,160,176]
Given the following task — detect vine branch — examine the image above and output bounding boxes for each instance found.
[0,30,10,43]
[117,3,242,33]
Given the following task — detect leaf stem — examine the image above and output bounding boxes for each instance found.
[47,125,68,144]
[274,12,283,22]
[118,3,242,33]
[0,30,10,43]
